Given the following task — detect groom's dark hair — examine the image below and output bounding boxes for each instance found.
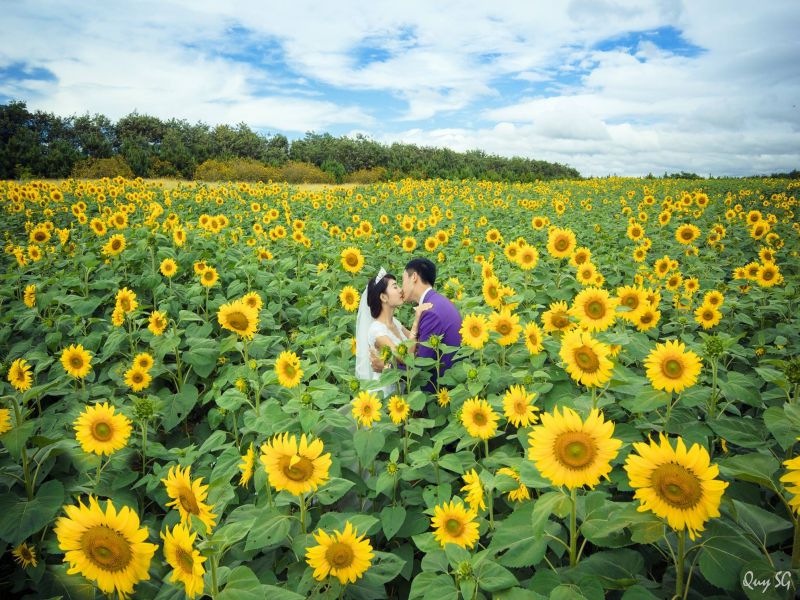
[405,257,436,286]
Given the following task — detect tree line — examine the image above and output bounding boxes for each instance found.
[0,100,580,181]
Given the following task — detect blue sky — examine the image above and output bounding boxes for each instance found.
[1,0,799,176]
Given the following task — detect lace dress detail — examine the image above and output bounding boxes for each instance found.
[368,318,407,398]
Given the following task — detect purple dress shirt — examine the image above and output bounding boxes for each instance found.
[416,289,462,387]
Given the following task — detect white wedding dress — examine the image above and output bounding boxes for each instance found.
[368,317,408,398]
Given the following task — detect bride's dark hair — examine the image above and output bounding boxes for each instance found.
[366,273,396,318]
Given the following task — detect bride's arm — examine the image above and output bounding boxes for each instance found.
[402,302,433,353]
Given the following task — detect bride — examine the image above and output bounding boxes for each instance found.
[355,268,432,398]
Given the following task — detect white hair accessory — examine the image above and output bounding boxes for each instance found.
[374,267,387,284]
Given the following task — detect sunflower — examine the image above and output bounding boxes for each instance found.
[575,262,598,286]
[569,287,618,332]
[74,402,132,456]
[352,390,382,428]
[503,385,539,427]
[624,434,728,540]
[162,465,218,532]
[703,290,724,308]
[238,443,255,488]
[133,352,154,372]
[461,397,499,440]
[518,245,539,270]
[341,247,365,274]
[401,236,417,252]
[388,395,410,424]
[528,406,622,489]
[306,521,374,584]
[159,258,178,278]
[162,522,206,599]
[60,344,92,379]
[542,301,574,334]
[30,226,50,244]
[90,218,107,236]
[461,469,486,512]
[217,299,259,339]
[675,224,700,245]
[241,291,263,311]
[0,408,11,434]
[756,262,781,287]
[437,388,451,407]
[547,227,577,259]
[780,455,800,514]
[12,542,37,568]
[339,286,360,312]
[644,340,702,393]
[482,275,503,309]
[102,234,126,256]
[489,308,522,346]
[496,467,530,502]
[431,500,480,549]
[460,313,490,349]
[260,432,332,496]
[199,267,219,288]
[7,357,33,392]
[559,330,614,388]
[570,247,592,267]
[654,256,671,278]
[54,496,157,599]
[694,304,722,330]
[616,285,647,321]
[523,322,544,355]
[23,283,36,308]
[114,288,137,314]
[148,310,168,336]
[124,367,152,392]
[275,350,303,388]
[665,273,683,292]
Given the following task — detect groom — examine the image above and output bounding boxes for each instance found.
[371,257,462,390]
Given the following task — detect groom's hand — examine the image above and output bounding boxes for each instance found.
[369,349,385,372]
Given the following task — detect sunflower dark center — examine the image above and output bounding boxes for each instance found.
[652,462,702,508]
[574,346,600,373]
[325,541,354,569]
[178,488,200,514]
[497,322,511,335]
[283,456,314,482]
[552,313,569,328]
[623,295,639,309]
[472,410,487,426]
[226,311,249,331]
[70,355,84,369]
[554,238,569,251]
[663,359,684,378]
[81,525,132,572]
[554,432,596,469]
[586,300,605,319]
[92,421,113,441]
[445,518,464,536]
[175,546,195,574]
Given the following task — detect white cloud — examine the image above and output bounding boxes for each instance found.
[0,0,798,174]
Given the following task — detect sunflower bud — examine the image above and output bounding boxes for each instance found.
[523,374,534,385]
[784,357,800,386]
[703,336,725,360]
[349,379,361,393]
[301,392,313,406]
[386,462,399,475]
[395,343,408,357]
[457,560,474,579]
[429,335,441,349]
[133,396,158,421]
[468,368,478,380]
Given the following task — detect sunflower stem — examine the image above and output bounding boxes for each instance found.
[210,553,219,599]
[488,489,495,531]
[675,528,686,599]
[792,519,800,570]
[569,487,578,567]
[484,439,490,461]
[11,397,33,500]
[299,494,307,534]
[140,421,148,476]
[591,387,597,410]
[708,359,719,419]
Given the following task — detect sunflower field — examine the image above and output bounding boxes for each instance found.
[1,176,799,600]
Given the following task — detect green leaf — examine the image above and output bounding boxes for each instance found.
[381,505,406,541]
[572,549,644,589]
[353,428,385,465]
[183,337,219,378]
[219,566,266,600]
[261,586,304,600]
[476,560,518,592]
[367,550,406,584]
[718,453,779,489]
[0,480,65,544]
[698,519,762,591]
[245,509,291,551]
[740,560,794,600]
[409,573,459,600]
[316,478,355,505]
[620,586,660,600]
[0,420,36,460]
[216,388,247,411]
[488,503,549,568]
[708,417,768,449]
[161,384,198,432]
[531,491,568,536]
[764,404,800,450]
[730,500,793,543]
[718,371,761,407]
